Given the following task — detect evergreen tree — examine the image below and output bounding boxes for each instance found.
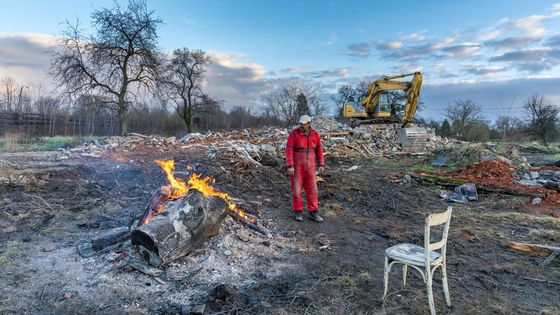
[296,93,310,117]
[440,119,451,137]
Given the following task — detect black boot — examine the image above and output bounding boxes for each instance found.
[294,213,303,222]
[309,211,323,222]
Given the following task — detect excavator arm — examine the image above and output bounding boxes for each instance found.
[401,71,422,127]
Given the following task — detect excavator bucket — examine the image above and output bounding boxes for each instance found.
[399,127,432,154]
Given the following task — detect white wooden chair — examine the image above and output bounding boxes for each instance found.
[383,206,452,315]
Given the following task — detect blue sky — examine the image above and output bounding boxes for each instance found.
[1,0,560,121]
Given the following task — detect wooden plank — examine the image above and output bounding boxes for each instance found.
[507,242,560,256]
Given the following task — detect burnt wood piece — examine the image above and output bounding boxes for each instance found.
[131,191,228,266]
[228,210,266,236]
[91,226,131,251]
[77,226,131,258]
[229,198,261,216]
[507,242,560,256]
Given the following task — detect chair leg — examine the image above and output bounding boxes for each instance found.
[402,264,408,287]
[426,271,436,315]
[441,263,451,307]
[383,256,390,299]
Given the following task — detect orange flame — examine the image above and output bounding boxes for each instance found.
[146,159,257,224]
[155,160,189,198]
[140,202,166,226]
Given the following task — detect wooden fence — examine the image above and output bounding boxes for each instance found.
[0,111,181,137]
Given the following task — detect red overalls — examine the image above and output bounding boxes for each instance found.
[285,127,324,212]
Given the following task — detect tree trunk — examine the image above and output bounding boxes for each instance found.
[118,97,128,136]
[131,190,229,266]
[186,106,193,133]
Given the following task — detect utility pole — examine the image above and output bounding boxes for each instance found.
[17,86,28,112]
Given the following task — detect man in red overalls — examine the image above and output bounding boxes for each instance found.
[286,115,325,222]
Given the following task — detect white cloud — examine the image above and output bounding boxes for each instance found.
[477,29,502,42]
[461,63,505,76]
[0,33,57,84]
[441,43,481,57]
[401,31,428,42]
[386,41,403,49]
[208,51,267,78]
[205,50,271,107]
[430,37,456,50]
[344,42,371,58]
[507,15,549,37]
[323,32,338,46]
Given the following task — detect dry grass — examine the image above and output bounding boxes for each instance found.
[2,132,24,152]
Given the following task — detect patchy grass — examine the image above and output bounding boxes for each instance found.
[534,153,560,165]
[1,240,27,261]
[336,275,355,288]
[55,207,75,221]
[366,159,403,170]
[541,306,560,315]
[39,225,61,235]
[431,143,491,168]
[0,136,100,152]
[456,210,560,229]
[322,202,347,219]
[520,142,560,154]
[0,256,10,266]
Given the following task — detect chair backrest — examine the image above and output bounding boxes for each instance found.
[424,206,452,263]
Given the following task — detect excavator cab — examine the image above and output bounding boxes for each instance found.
[342,92,392,119]
[376,93,392,116]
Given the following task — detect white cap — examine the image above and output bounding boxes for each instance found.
[298,115,312,124]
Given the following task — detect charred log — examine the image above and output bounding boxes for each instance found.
[131,190,228,266]
[77,226,131,258]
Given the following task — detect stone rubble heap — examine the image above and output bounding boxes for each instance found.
[514,169,560,191]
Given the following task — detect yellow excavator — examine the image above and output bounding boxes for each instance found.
[342,71,430,152]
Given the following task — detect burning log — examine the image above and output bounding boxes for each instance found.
[137,186,176,226]
[131,190,229,266]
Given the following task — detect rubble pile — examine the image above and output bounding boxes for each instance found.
[66,133,182,158]
[514,168,560,191]
[66,116,450,162]
[455,159,560,206]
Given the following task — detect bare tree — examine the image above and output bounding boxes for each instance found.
[159,48,211,133]
[524,94,559,145]
[332,85,355,106]
[495,115,522,141]
[1,77,17,112]
[332,81,368,116]
[261,84,323,127]
[446,99,484,140]
[35,96,61,136]
[49,0,162,135]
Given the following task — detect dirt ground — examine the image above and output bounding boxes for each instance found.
[1,149,559,315]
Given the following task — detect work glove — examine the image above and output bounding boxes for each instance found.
[287,167,295,175]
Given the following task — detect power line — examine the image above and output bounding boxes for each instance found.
[423,104,560,111]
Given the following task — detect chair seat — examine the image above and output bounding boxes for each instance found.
[385,243,440,265]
